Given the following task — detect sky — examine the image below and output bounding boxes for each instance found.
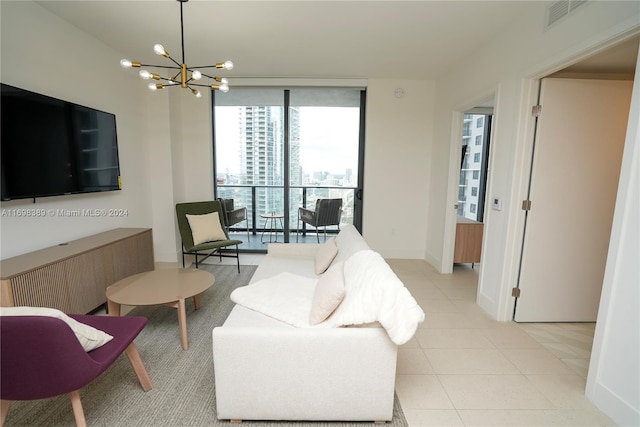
[214,106,359,176]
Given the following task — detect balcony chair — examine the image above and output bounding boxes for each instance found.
[176,200,242,272]
[297,198,343,243]
[0,313,152,427]
[217,198,250,242]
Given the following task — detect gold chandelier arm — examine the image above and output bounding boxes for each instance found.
[122,0,232,97]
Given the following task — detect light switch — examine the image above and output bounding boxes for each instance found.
[492,197,503,211]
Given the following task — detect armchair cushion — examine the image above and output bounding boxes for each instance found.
[314,237,338,274]
[186,211,227,245]
[0,306,113,352]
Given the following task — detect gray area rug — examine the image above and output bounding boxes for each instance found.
[5,264,408,427]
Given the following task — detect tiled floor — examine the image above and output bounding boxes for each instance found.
[199,255,614,426]
[387,259,614,427]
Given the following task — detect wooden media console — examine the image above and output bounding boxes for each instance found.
[0,228,154,314]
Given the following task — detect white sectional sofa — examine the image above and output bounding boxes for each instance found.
[212,225,424,422]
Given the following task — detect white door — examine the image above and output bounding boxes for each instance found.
[514,78,632,322]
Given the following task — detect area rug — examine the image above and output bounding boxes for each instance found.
[4,264,408,427]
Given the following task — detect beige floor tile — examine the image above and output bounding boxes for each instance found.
[426,349,519,374]
[410,287,450,301]
[500,349,578,375]
[562,358,590,377]
[397,348,435,374]
[395,375,455,410]
[419,312,483,329]
[439,374,555,409]
[542,341,592,359]
[403,409,464,426]
[458,409,572,426]
[483,325,544,349]
[401,336,422,349]
[417,298,460,313]
[439,286,477,301]
[525,375,588,409]
[554,408,617,426]
[386,260,609,426]
[415,329,495,349]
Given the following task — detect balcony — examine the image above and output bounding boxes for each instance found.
[217,184,356,252]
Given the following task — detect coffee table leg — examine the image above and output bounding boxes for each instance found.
[193,293,202,310]
[107,299,121,316]
[177,298,188,350]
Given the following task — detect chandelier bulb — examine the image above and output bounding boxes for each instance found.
[154,44,168,57]
[192,70,202,80]
[139,70,151,80]
[148,83,158,91]
[219,83,230,93]
[191,88,202,98]
[216,60,234,70]
[120,59,132,68]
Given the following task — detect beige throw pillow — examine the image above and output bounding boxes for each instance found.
[186,211,227,245]
[315,237,338,275]
[309,262,346,325]
[0,306,114,352]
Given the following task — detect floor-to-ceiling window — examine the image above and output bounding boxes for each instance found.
[213,87,365,249]
[458,113,491,222]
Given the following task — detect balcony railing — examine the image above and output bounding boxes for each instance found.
[216,184,356,243]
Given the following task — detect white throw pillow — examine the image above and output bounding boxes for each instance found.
[309,261,345,325]
[315,237,338,275]
[0,306,114,352]
[186,211,227,245]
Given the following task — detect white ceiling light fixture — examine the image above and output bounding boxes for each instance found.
[120,0,233,98]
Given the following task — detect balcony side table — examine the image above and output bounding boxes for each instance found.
[260,213,284,243]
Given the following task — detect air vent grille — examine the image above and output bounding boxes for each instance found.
[546,0,588,28]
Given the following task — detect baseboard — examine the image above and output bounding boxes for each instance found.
[588,381,640,426]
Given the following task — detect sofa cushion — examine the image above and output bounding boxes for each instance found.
[315,237,338,274]
[186,211,227,245]
[0,306,114,352]
[250,255,316,284]
[332,224,370,266]
[309,262,345,325]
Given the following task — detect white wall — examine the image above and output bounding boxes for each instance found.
[0,1,153,260]
[427,1,639,424]
[586,47,640,427]
[362,79,434,258]
[428,0,640,317]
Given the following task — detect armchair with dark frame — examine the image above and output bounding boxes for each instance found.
[176,201,242,272]
[297,198,343,243]
[217,198,250,242]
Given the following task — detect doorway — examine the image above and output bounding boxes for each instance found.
[512,37,640,321]
[513,77,632,322]
[453,104,493,268]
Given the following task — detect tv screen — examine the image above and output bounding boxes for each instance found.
[1,84,121,201]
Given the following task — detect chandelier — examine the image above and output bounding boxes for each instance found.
[120,0,233,98]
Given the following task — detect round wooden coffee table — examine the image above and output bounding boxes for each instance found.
[106,268,214,350]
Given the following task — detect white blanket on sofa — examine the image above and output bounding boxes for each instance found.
[230,250,424,345]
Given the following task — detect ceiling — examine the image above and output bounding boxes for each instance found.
[36,0,542,81]
[558,35,639,75]
[34,1,638,82]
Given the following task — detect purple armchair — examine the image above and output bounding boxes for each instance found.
[1,314,152,427]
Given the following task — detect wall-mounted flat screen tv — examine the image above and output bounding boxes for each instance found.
[1,83,121,201]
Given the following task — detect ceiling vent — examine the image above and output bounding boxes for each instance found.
[546,0,588,28]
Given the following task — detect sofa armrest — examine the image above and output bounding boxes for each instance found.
[267,243,319,258]
[212,326,397,421]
